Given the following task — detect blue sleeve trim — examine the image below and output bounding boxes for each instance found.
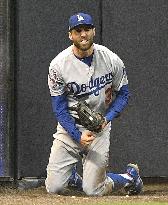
[105,85,130,122]
[51,95,81,143]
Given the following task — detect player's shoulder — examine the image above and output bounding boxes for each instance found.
[94,43,123,64]
[94,43,119,59]
[50,45,73,67]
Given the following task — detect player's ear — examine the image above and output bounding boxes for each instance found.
[69,32,73,41]
[93,28,96,36]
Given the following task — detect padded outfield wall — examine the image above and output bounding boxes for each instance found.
[0,0,15,180]
[1,0,168,180]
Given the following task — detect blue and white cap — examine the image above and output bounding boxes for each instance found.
[69,12,94,31]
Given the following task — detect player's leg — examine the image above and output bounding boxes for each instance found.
[107,163,143,195]
[45,138,80,193]
[82,128,112,196]
[68,164,83,191]
[82,128,143,196]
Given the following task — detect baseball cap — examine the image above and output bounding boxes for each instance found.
[69,12,94,31]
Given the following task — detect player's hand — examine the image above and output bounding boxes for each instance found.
[101,118,109,129]
[80,130,95,147]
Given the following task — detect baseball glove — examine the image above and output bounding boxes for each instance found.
[70,101,105,133]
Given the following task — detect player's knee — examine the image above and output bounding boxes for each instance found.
[83,187,97,196]
[83,180,107,196]
[45,178,64,194]
[45,182,64,194]
[83,188,93,196]
[83,183,97,196]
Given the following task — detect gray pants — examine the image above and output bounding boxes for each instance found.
[45,127,113,196]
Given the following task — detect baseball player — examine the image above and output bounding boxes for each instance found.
[46,12,143,196]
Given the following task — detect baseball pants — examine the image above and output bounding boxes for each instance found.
[45,127,113,196]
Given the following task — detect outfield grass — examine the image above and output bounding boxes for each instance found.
[84,201,168,205]
[85,203,168,205]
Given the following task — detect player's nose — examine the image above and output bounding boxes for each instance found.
[80,29,87,37]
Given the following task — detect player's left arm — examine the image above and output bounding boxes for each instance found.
[104,84,129,123]
[104,56,130,124]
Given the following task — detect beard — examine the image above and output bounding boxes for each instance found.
[73,37,94,51]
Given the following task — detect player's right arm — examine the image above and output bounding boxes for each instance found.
[48,64,94,145]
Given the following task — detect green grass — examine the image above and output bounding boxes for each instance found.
[84,203,168,205]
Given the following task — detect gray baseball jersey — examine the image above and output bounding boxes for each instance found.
[48,43,128,139]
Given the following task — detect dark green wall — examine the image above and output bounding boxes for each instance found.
[14,0,168,178]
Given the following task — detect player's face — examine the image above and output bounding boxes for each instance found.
[69,25,95,52]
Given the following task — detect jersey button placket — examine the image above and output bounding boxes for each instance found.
[88,66,94,78]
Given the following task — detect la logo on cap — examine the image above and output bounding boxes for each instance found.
[77,14,84,22]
